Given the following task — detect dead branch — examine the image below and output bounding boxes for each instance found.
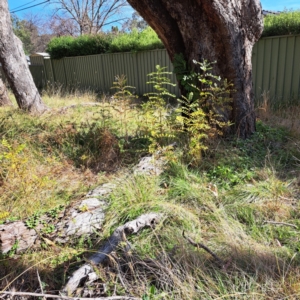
[182,231,224,267]
[62,213,162,295]
[263,221,298,229]
[0,291,140,300]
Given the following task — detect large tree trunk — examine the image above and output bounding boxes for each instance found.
[0,77,12,107]
[0,0,47,114]
[127,0,263,138]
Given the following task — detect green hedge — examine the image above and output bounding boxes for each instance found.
[109,27,164,53]
[262,10,300,37]
[46,11,300,59]
[46,27,164,59]
[46,34,112,59]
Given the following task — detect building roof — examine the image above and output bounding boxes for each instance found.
[30,52,50,57]
[262,10,281,16]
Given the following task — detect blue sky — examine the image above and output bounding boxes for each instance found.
[7,0,300,21]
[261,0,300,11]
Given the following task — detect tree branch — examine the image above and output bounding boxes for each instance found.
[182,231,224,267]
[62,213,163,295]
[0,291,140,300]
[263,221,298,229]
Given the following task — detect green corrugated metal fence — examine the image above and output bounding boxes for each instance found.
[29,65,46,89]
[24,34,300,105]
[40,49,178,96]
[0,65,45,89]
[0,35,298,105]
[252,34,300,106]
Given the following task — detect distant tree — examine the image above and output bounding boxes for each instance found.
[22,13,50,52]
[12,15,34,54]
[0,78,12,107]
[50,0,129,35]
[122,11,148,32]
[0,0,47,113]
[11,13,53,53]
[49,15,79,37]
[111,25,119,34]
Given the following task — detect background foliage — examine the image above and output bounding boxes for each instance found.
[46,27,164,59]
[263,9,300,37]
[46,10,300,59]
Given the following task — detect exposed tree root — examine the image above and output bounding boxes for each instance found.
[0,291,140,300]
[62,213,162,295]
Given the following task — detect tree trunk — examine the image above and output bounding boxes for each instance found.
[0,0,47,114]
[127,0,263,138]
[0,77,12,107]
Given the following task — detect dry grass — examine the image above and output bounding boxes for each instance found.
[256,92,300,136]
[0,91,119,220]
[1,90,300,299]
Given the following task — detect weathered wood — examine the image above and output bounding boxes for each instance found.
[0,221,37,253]
[0,0,47,113]
[0,146,168,255]
[126,0,263,138]
[263,221,298,229]
[63,213,163,295]
[133,143,177,176]
[0,184,114,254]
[0,291,141,300]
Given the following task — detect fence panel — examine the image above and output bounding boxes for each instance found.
[252,34,300,105]
[291,37,300,101]
[29,65,46,89]
[63,57,77,87]
[118,52,140,95]
[19,34,300,106]
[51,60,67,87]
[43,59,55,84]
[30,56,44,66]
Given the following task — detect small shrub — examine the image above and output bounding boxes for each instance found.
[174,57,233,165]
[110,74,137,143]
[141,65,177,153]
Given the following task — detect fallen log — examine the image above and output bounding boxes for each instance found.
[0,291,140,300]
[62,213,163,296]
[0,145,169,255]
[0,183,115,254]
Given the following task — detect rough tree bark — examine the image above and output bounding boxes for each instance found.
[127,0,263,138]
[0,77,12,107]
[0,0,47,113]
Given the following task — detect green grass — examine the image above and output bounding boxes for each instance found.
[0,88,300,299]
